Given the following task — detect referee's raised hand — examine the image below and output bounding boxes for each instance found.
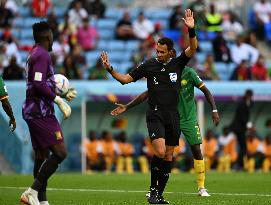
[182,9,194,28]
[101,51,112,72]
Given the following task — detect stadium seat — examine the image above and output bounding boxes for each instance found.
[25,17,45,28]
[20,29,33,39]
[196,52,207,63]
[151,9,171,19]
[54,7,66,18]
[20,39,34,46]
[264,22,271,42]
[18,7,31,17]
[119,61,133,73]
[13,18,25,28]
[110,51,127,62]
[163,30,181,43]
[97,19,117,30]
[108,41,125,51]
[20,51,29,62]
[98,29,115,40]
[97,40,108,50]
[248,9,258,30]
[86,51,100,65]
[105,8,123,19]
[11,29,21,39]
[126,40,140,51]
[199,41,213,53]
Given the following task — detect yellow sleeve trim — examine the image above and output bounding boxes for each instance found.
[0,95,8,101]
[198,83,205,89]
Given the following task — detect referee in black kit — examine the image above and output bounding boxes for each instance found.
[101,9,197,204]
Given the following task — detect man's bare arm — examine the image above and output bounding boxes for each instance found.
[200,85,220,126]
[1,98,16,131]
[101,51,134,84]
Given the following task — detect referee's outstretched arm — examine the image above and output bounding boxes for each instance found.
[101,51,134,85]
[181,9,197,58]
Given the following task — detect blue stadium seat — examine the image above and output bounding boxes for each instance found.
[265,22,271,42]
[20,51,29,62]
[86,51,100,65]
[151,9,171,19]
[54,7,66,18]
[11,29,21,39]
[215,62,228,73]
[20,29,33,39]
[199,41,213,53]
[119,61,133,73]
[163,30,181,43]
[110,51,127,62]
[97,40,108,50]
[105,8,123,19]
[13,18,25,28]
[18,7,31,17]
[98,29,114,40]
[25,17,45,28]
[97,19,117,30]
[20,39,34,45]
[196,52,207,63]
[108,41,125,51]
[248,9,258,30]
[126,40,140,51]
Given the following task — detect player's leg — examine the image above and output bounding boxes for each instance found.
[182,122,210,197]
[34,149,50,204]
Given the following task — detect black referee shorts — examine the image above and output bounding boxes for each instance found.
[146,108,180,146]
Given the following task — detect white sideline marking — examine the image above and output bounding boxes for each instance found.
[1,186,271,197]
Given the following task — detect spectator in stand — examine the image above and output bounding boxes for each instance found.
[262,134,271,172]
[88,58,107,80]
[205,3,222,32]
[115,131,135,174]
[68,0,88,27]
[31,0,51,17]
[77,17,98,51]
[115,11,135,40]
[85,130,105,171]
[251,55,268,81]
[169,5,184,30]
[4,0,18,16]
[0,43,9,73]
[245,31,258,48]
[244,129,262,173]
[203,129,218,171]
[253,0,271,39]
[2,55,24,80]
[230,60,251,81]
[59,14,77,48]
[217,127,238,172]
[52,34,70,65]
[47,12,59,40]
[0,1,13,28]
[188,0,206,30]
[230,35,259,66]
[212,31,231,63]
[221,11,243,42]
[88,0,106,19]
[132,11,154,40]
[60,54,82,79]
[71,44,87,71]
[199,54,220,81]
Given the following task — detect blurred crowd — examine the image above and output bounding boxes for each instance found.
[84,123,271,174]
[0,0,271,81]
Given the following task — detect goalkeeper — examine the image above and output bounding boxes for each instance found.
[0,76,16,132]
[111,65,220,197]
[20,21,77,205]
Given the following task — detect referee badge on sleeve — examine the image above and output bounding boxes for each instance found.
[169,73,177,83]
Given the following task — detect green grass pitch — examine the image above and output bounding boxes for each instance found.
[0,172,271,205]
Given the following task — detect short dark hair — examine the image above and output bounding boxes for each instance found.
[157,37,174,51]
[32,21,51,43]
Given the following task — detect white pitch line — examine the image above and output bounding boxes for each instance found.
[0,186,271,197]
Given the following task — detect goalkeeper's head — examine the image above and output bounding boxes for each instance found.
[32,21,53,52]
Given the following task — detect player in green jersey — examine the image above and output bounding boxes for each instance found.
[0,76,16,131]
[111,64,219,197]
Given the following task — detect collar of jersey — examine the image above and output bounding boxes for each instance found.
[155,58,172,65]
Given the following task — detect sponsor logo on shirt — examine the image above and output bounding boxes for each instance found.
[169,73,177,82]
[181,79,187,86]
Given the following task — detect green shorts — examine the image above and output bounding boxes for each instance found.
[180,121,202,145]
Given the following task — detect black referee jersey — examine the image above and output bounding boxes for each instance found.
[129,51,191,110]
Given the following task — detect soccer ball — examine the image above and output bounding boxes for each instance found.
[54,74,69,96]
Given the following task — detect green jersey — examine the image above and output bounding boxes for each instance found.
[0,76,8,101]
[178,67,204,123]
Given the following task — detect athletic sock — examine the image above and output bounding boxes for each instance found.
[150,155,163,189]
[158,160,172,195]
[194,159,205,189]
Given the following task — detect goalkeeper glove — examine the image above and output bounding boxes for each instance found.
[54,96,71,119]
[64,87,77,102]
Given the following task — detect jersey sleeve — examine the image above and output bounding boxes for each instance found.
[31,53,56,101]
[190,68,205,88]
[128,62,147,82]
[175,51,191,68]
[0,76,8,101]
